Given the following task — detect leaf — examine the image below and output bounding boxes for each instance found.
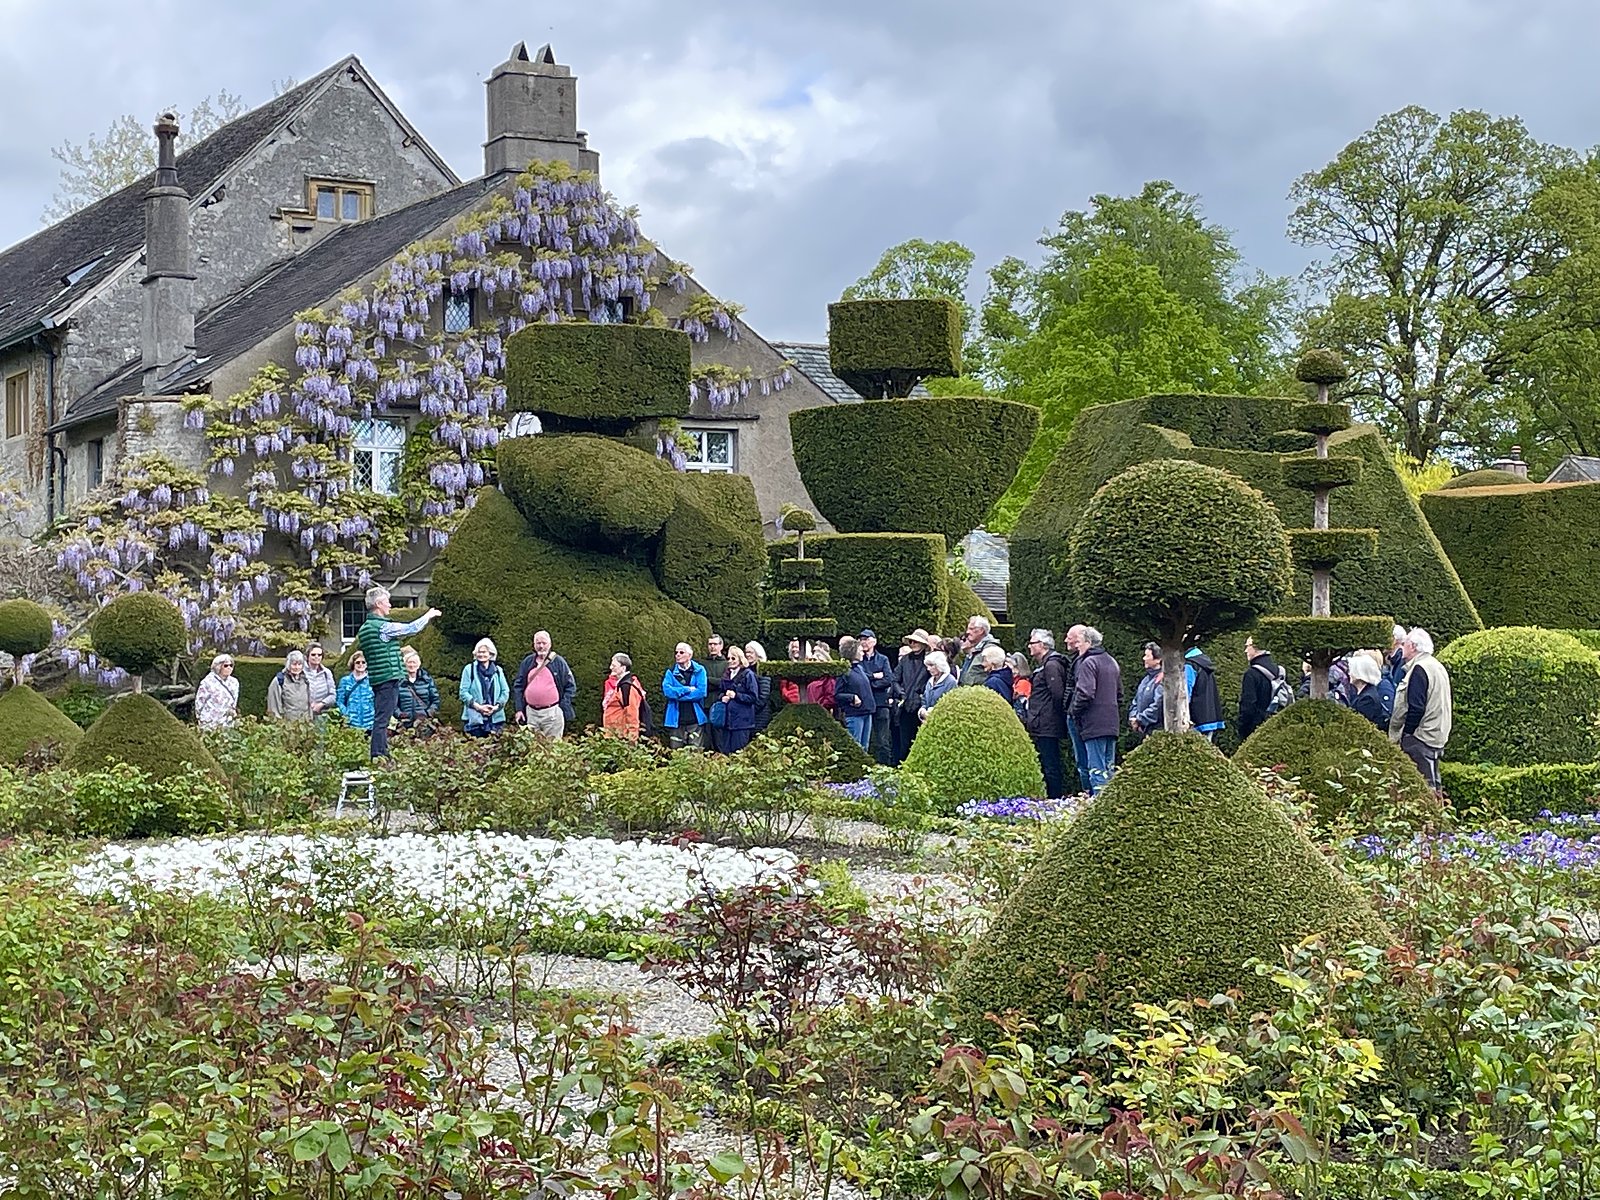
[706,1151,746,1183]
[292,1129,328,1162]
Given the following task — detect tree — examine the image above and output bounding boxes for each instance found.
[44,92,248,222]
[1069,460,1292,731]
[1290,105,1569,463]
[842,238,984,377]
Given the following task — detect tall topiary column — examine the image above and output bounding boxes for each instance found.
[1256,350,1393,699]
[761,505,849,690]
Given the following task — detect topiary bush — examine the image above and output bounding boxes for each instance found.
[0,684,84,764]
[901,685,1044,810]
[827,298,962,398]
[789,397,1039,541]
[948,733,1384,1036]
[1235,700,1434,828]
[1437,627,1600,767]
[767,533,949,642]
[498,434,679,549]
[764,703,872,782]
[64,692,223,797]
[89,593,187,679]
[653,469,765,645]
[1295,348,1351,385]
[1434,468,1527,491]
[0,598,53,663]
[503,323,691,424]
[1439,760,1600,820]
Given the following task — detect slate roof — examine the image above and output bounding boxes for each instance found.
[770,342,933,405]
[59,179,495,430]
[0,60,363,354]
[959,529,1010,618]
[1546,455,1600,484]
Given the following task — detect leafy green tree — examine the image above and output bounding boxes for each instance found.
[842,238,985,379]
[1290,105,1569,462]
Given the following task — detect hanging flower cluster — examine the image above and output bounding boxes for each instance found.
[690,363,794,412]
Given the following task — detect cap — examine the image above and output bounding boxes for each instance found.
[859,628,876,639]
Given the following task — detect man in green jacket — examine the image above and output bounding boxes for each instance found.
[356,586,441,758]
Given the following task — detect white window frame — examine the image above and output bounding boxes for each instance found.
[4,370,29,440]
[350,418,406,496]
[682,426,736,474]
[340,598,366,644]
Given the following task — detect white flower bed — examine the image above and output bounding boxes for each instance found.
[74,833,801,925]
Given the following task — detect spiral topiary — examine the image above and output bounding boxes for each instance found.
[89,593,187,683]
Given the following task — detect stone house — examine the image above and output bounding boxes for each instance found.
[0,44,842,635]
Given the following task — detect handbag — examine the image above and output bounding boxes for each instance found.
[708,699,728,728]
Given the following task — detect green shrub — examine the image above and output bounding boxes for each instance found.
[1288,528,1377,570]
[827,298,962,398]
[764,704,871,782]
[1235,700,1433,828]
[1295,348,1350,385]
[939,572,994,638]
[1421,481,1600,628]
[1437,627,1600,767]
[653,469,765,644]
[757,660,849,685]
[1291,401,1352,434]
[0,599,53,660]
[1433,468,1528,490]
[49,682,107,729]
[948,732,1384,1035]
[230,656,283,718]
[62,694,225,833]
[1560,629,1600,654]
[1280,454,1364,491]
[498,434,679,548]
[0,685,85,765]
[1253,615,1397,663]
[424,487,710,731]
[1439,760,1600,820]
[503,323,691,423]
[901,685,1044,810]
[767,533,948,641]
[203,717,368,825]
[789,397,1039,540]
[89,593,186,676]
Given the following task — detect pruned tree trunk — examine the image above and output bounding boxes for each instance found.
[1309,651,1332,700]
[1312,489,1330,530]
[1160,643,1191,734]
[132,673,144,694]
[1311,568,1331,617]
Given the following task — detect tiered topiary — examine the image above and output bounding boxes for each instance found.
[424,323,765,728]
[901,686,1043,810]
[64,593,221,786]
[0,598,83,764]
[783,299,1038,636]
[1235,700,1434,828]
[949,733,1384,1037]
[1437,627,1600,768]
[1255,351,1394,698]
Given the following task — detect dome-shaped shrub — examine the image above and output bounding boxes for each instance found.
[0,598,54,661]
[89,593,186,677]
[0,684,84,764]
[765,703,871,782]
[901,685,1044,810]
[63,692,221,789]
[1295,348,1349,385]
[1235,699,1434,828]
[1438,627,1600,767]
[1433,468,1526,491]
[949,733,1384,1036]
[498,434,679,549]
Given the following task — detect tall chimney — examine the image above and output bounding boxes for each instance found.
[483,42,600,179]
[141,112,196,392]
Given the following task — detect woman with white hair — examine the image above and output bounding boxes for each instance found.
[744,641,773,732]
[266,649,313,721]
[980,643,1014,704]
[459,636,510,737]
[1346,651,1389,729]
[918,650,959,723]
[194,653,239,731]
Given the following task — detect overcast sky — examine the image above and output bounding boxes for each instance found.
[2,0,1597,342]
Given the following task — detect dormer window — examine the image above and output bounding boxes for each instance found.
[309,180,373,223]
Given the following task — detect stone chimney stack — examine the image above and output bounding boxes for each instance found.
[1489,445,1530,480]
[484,42,600,179]
[141,113,196,392]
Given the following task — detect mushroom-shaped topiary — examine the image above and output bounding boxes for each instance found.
[901,685,1043,810]
[1433,468,1526,491]
[89,593,187,689]
[0,684,84,764]
[1295,348,1350,386]
[0,598,53,685]
[1438,627,1600,767]
[1071,460,1292,731]
[778,505,817,533]
[949,733,1384,1038]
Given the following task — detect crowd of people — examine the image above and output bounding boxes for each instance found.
[190,587,1454,795]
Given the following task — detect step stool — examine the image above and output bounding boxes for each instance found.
[336,770,376,819]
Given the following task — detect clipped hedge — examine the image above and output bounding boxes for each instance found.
[1434,468,1527,490]
[763,618,839,642]
[756,660,849,683]
[1295,348,1350,385]
[653,469,765,645]
[949,733,1383,1035]
[827,298,962,398]
[498,434,678,549]
[768,533,948,643]
[769,590,832,617]
[425,487,710,731]
[232,656,286,718]
[1253,615,1396,662]
[789,397,1039,542]
[63,692,222,791]
[90,593,187,677]
[0,684,84,763]
[1560,629,1600,654]
[1288,528,1377,570]
[773,557,824,584]
[1280,454,1363,491]
[0,598,53,659]
[1437,627,1600,767]
[503,323,691,423]
[901,685,1043,809]
[1421,481,1600,628]
[940,572,995,639]
[1235,700,1433,828]
[1440,760,1600,820]
[765,702,872,781]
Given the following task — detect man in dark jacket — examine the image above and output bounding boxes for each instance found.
[1127,642,1163,746]
[1237,636,1287,740]
[1067,628,1123,795]
[858,629,895,764]
[1024,628,1071,798]
[1184,646,1224,740]
[704,634,728,751]
[513,630,578,738]
[892,630,932,764]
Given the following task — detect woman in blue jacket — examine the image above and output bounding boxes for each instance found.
[337,651,376,731]
[717,646,763,753]
[459,637,511,736]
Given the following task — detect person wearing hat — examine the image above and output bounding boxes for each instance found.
[892,629,933,765]
[858,629,894,764]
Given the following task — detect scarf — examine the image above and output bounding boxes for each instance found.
[474,659,497,696]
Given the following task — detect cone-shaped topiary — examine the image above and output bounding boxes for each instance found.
[64,692,221,789]
[949,733,1384,1036]
[90,593,186,681]
[1235,699,1434,828]
[1438,627,1600,767]
[901,685,1044,811]
[0,684,85,764]
[0,598,53,665]
[765,703,871,782]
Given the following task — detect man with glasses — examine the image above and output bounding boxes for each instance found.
[1022,629,1071,798]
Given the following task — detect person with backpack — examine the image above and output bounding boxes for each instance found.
[603,652,652,743]
[1185,645,1225,741]
[1238,636,1292,740]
